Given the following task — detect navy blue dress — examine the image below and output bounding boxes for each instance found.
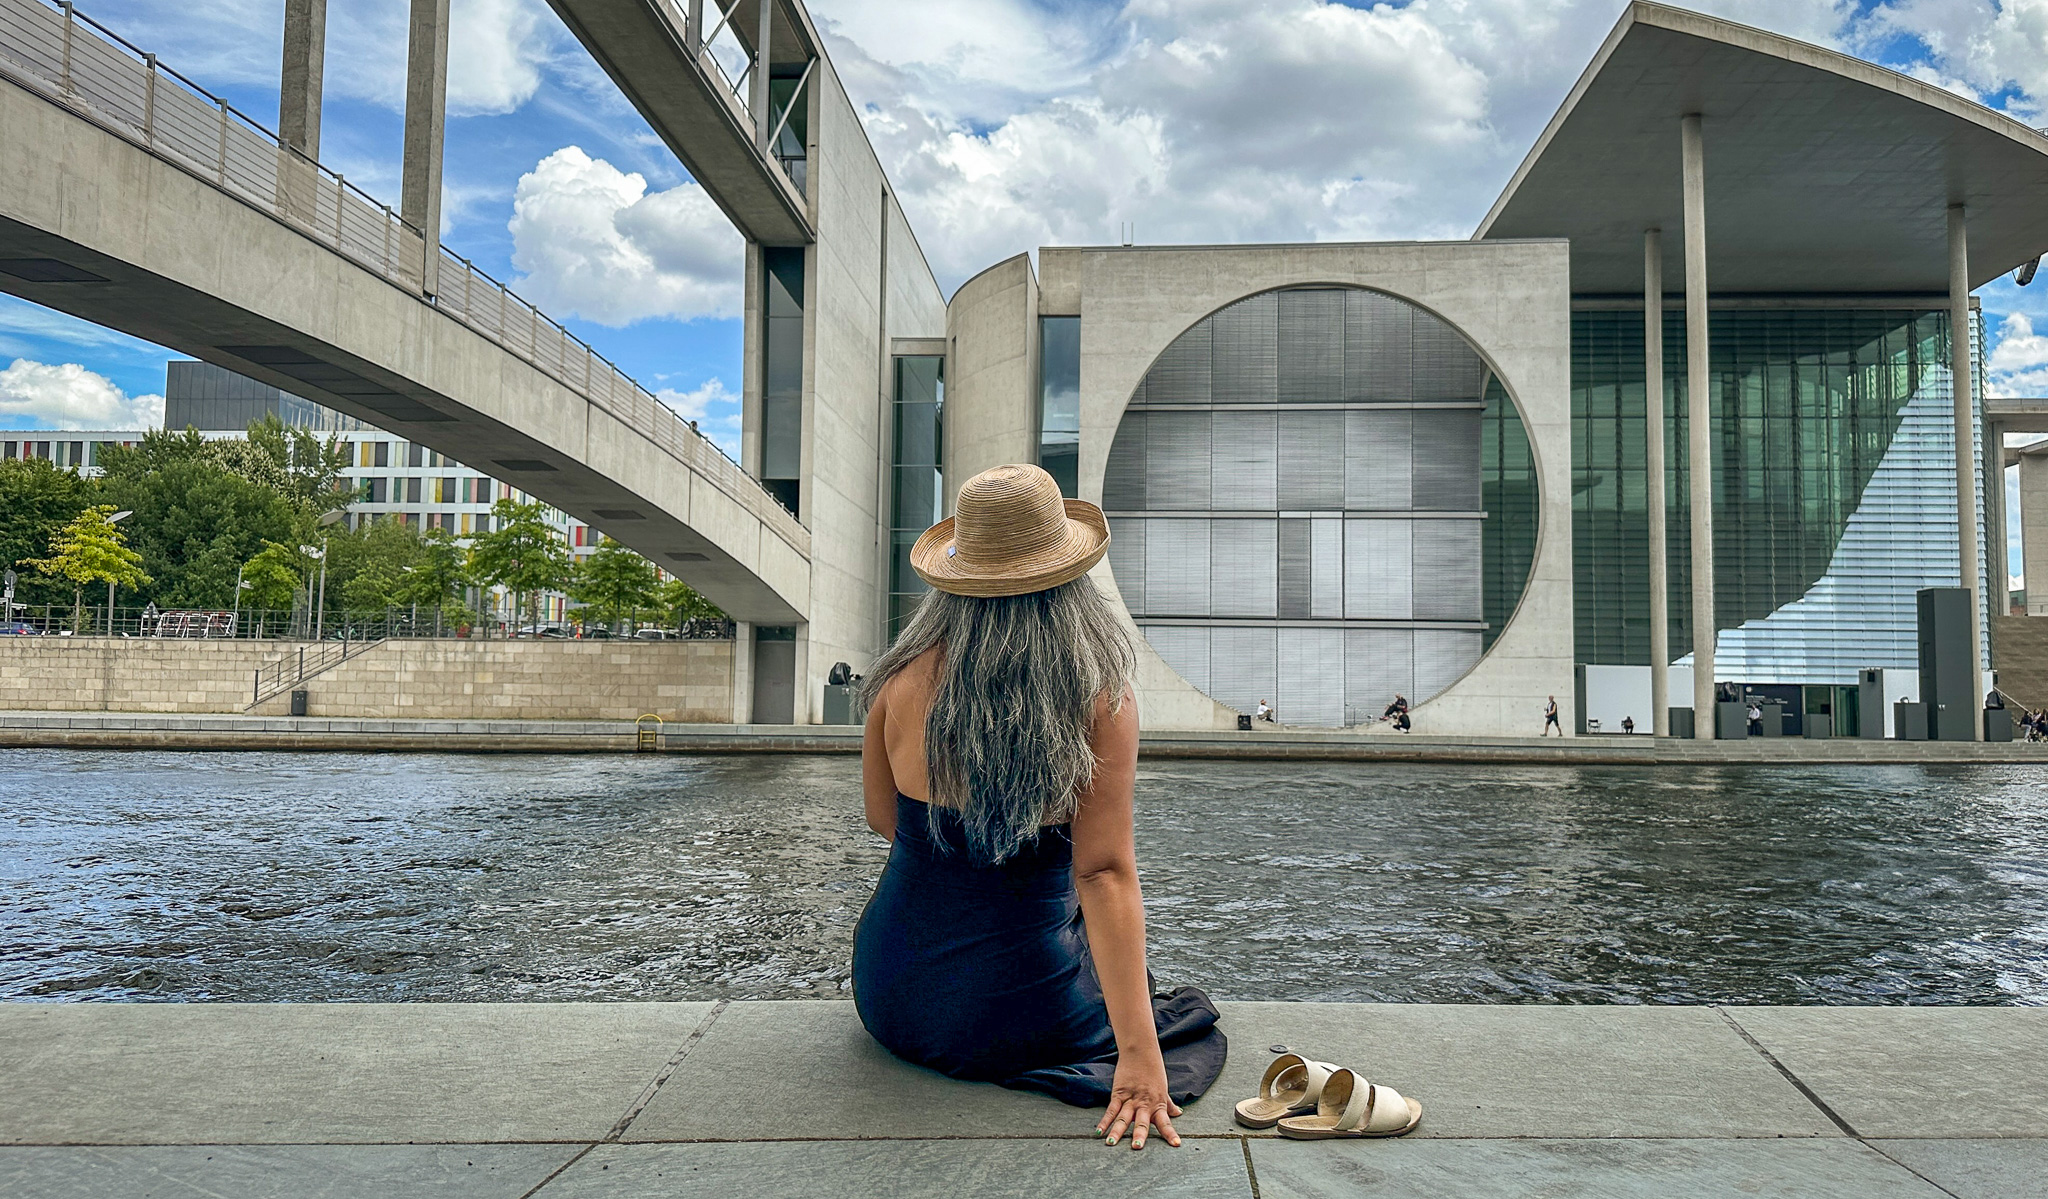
[851,794,1226,1108]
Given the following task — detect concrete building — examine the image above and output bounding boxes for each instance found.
[6,0,2048,735]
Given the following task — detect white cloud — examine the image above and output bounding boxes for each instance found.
[1874,0,2048,120]
[509,147,742,325]
[1988,312,2048,395]
[0,360,164,430]
[811,0,1866,289]
[657,377,742,458]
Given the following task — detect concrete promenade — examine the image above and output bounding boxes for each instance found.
[1,1002,2041,1197]
[7,708,2048,763]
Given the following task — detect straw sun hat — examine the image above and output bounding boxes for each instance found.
[910,464,1110,598]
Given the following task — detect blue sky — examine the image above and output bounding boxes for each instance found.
[8,0,2048,573]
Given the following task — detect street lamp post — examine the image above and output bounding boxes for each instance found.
[305,510,346,640]
[105,510,131,636]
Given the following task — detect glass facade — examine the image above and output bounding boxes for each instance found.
[888,355,944,640]
[1572,307,1986,684]
[767,71,810,194]
[761,247,804,515]
[1102,287,1538,726]
[1038,316,1080,497]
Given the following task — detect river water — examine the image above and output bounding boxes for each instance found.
[3,750,2044,1004]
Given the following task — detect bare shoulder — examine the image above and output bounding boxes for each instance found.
[879,647,944,706]
[1091,684,1139,739]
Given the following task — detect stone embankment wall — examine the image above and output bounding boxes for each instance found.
[0,638,735,722]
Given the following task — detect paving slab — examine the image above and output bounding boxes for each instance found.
[540,1139,1251,1199]
[0,1002,710,1145]
[622,1001,1100,1141]
[1868,1139,2048,1199]
[1245,1137,1947,1199]
[1188,1002,1841,1139]
[0,1143,579,1199]
[1728,1007,2048,1137]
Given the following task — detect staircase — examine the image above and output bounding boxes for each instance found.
[248,639,382,709]
[1992,615,2048,709]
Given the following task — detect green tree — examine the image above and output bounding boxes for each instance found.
[467,499,569,631]
[28,504,150,631]
[657,577,726,628]
[402,527,472,619]
[0,456,98,609]
[97,432,300,607]
[241,540,311,619]
[569,540,660,630]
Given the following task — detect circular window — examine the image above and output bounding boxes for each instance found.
[1102,287,1536,727]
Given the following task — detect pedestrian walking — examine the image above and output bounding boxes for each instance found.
[1543,696,1561,736]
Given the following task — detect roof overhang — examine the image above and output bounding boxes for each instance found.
[1475,2,2048,296]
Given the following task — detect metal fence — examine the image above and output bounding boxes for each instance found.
[0,0,805,540]
[1,605,737,643]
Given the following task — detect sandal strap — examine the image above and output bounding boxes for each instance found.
[1259,1053,1308,1102]
[1300,1059,1339,1107]
[1362,1083,1413,1133]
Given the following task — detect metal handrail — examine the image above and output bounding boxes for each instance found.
[0,0,803,534]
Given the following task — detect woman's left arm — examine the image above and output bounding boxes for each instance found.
[861,688,897,841]
[1070,688,1179,1150]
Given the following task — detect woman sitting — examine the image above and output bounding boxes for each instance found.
[852,464,1226,1151]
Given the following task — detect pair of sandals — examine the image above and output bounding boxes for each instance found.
[1233,1053,1423,1139]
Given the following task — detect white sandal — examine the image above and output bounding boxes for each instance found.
[1234,1053,1339,1129]
[1276,1067,1422,1139]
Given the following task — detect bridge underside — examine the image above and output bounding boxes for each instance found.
[0,69,809,625]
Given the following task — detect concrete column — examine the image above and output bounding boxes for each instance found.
[686,0,703,53]
[1644,228,1670,736]
[2021,448,2048,615]
[1681,114,1716,736]
[1949,205,1986,733]
[279,0,325,157]
[751,0,772,153]
[402,0,450,297]
[1988,420,2008,621]
[731,621,754,724]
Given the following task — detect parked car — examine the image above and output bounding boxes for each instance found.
[0,621,38,636]
[632,628,677,641]
[515,622,573,639]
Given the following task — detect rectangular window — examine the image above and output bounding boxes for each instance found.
[762,246,805,514]
[406,477,422,504]
[1039,316,1080,497]
[406,442,424,467]
[461,512,473,535]
[373,441,390,468]
[888,355,944,639]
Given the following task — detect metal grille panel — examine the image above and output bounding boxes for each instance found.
[1144,625,1210,694]
[1278,411,1345,509]
[1279,628,1346,726]
[1211,411,1277,510]
[1346,628,1414,719]
[1212,519,1278,617]
[1211,293,1278,404]
[1279,290,1346,403]
[1346,409,1412,510]
[1413,520,1483,621]
[1107,517,1145,614]
[1145,518,1210,616]
[1413,316,1488,401]
[1412,409,1482,510]
[1104,413,1147,511]
[1147,323,1212,405]
[1312,517,1344,619]
[1208,626,1277,714]
[1414,629,1482,699]
[1147,413,1211,510]
[1345,290,1413,403]
[1345,518,1413,620]
[1278,518,1312,620]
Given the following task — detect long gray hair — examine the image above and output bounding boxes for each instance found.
[859,575,1135,865]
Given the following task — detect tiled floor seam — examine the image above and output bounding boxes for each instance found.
[516,1142,597,1199]
[603,999,730,1143]
[1713,1007,1861,1137]
[1855,1141,1967,1199]
[1239,1135,1261,1199]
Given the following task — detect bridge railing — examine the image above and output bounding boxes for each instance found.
[0,0,806,544]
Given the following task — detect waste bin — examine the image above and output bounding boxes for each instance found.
[1237,714,1253,730]
[1668,707,1695,738]
[1756,703,1785,736]
[1985,708,2014,743]
[822,683,858,725]
[1714,701,1748,739]
[1894,701,1929,741]
[289,689,308,717]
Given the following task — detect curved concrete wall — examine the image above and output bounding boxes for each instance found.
[1038,241,1575,736]
[943,253,1041,500]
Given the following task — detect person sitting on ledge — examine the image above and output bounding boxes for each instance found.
[852,464,1226,1151]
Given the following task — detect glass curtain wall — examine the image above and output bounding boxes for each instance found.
[767,70,810,194]
[1039,316,1080,497]
[888,355,944,639]
[1572,308,1974,683]
[761,247,804,515]
[1102,287,1538,726]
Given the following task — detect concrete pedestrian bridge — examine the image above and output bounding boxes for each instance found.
[1,1001,2040,1197]
[0,0,808,623]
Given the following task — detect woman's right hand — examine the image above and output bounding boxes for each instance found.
[1096,1054,1181,1149]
